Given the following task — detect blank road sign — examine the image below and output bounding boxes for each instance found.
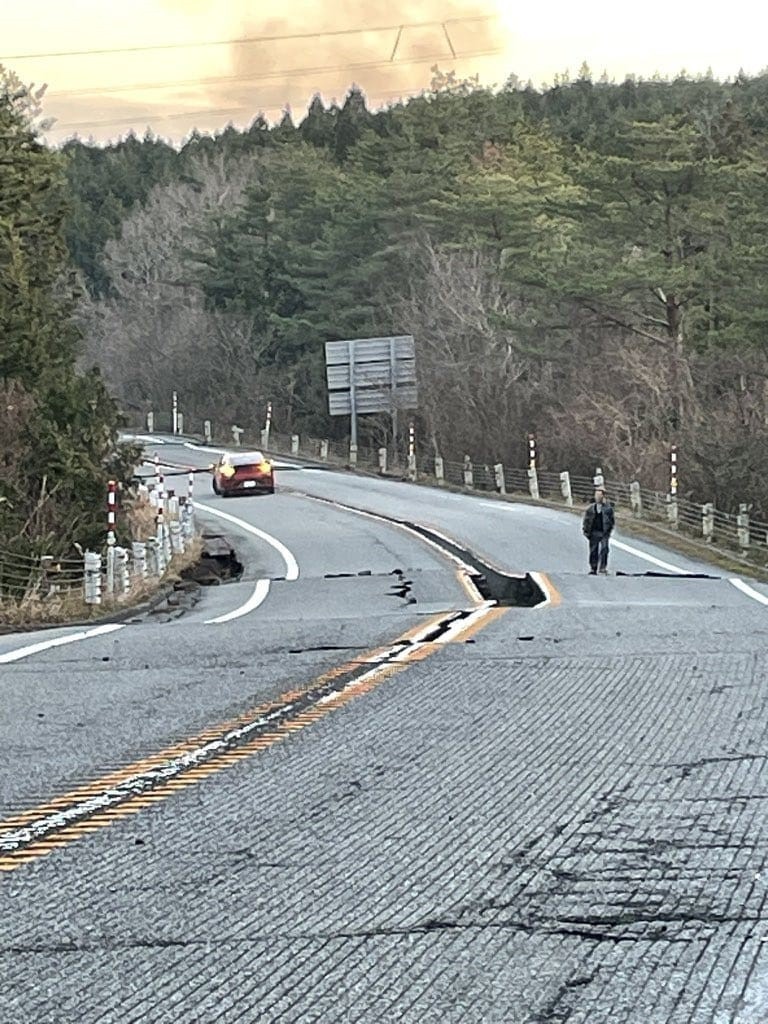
[325,335,418,418]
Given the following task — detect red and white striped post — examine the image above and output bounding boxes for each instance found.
[669,445,679,526]
[407,421,417,480]
[107,480,117,546]
[527,433,539,500]
[261,401,273,450]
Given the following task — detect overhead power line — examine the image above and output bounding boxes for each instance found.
[0,14,496,62]
[53,68,491,134]
[53,45,502,99]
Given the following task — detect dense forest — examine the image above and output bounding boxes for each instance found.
[0,70,133,555]
[63,67,768,513]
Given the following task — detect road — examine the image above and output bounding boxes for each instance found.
[2,437,768,1023]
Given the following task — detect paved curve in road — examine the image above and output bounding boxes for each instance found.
[2,438,768,1023]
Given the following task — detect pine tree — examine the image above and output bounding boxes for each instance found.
[0,69,135,554]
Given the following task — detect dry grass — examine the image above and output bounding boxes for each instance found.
[124,492,159,542]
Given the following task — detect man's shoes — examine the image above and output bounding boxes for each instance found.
[598,568,609,575]
[589,569,597,575]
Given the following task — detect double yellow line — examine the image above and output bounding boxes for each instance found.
[0,607,506,874]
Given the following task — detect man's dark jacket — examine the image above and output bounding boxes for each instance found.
[582,502,615,537]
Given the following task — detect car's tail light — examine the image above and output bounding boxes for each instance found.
[258,461,272,472]
[220,465,236,478]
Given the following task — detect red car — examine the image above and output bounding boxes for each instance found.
[211,451,275,496]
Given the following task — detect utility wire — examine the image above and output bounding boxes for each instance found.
[0,14,496,61]
[54,81,452,133]
[53,45,502,99]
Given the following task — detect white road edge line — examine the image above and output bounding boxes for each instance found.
[196,501,299,581]
[205,579,272,625]
[610,537,686,575]
[728,578,768,607]
[0,623,125,665]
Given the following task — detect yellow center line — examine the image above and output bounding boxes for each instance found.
[0,608,507,873]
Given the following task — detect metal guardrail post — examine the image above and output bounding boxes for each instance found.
[115,546,130,595]
[132,541,148,578]
[559,471,573,507]
[629,481,642,516]
[737,504,750,551]
[146,537,160,577]
[84,551,102,605]
[702,503,714,543]
[105,546,116,597]
[667,495,679,527]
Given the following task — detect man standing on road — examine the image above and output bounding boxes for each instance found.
[582,488,615,575]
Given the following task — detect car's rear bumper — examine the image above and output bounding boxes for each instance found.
[221,480,274,495]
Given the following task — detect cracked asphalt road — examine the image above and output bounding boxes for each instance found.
[2,440,768,1023]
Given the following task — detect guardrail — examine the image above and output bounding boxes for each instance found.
[130,413,768,569]
[0,483,197,622]
[252,428,767,569]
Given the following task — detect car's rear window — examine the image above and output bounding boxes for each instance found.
[230,451,265,467]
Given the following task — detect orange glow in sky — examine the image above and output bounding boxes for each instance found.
[2,1,767,144]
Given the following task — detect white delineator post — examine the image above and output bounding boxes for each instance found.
[115,546,130,595]
[559,471,573,507]
[494,463,506,494]
[291,434,300,456]
[172,391,178,435]
[155,464,167,573]
[132,540,148,579]
[737,503,750,551]
[378,447,388,474]
[463,455,474,489]
[435,455,445,485]
[320,440,329,461]
[702,502,714,543]
[84,551,102,605]
[231,425,243,446]
[630,481,642,516]
[407,422,417,481]
[349,442,358,467]
[146,410,154,433]
[668,445,679,526]
[527,434,539,500]
[204,419,212,445]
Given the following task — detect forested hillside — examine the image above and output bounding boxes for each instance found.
[68,68,768,513]
[0,70,134,555]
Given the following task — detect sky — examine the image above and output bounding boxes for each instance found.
[2,0,767,145]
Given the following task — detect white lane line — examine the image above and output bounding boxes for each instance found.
[610,538,686,574]
[0,623,125,664]
[729,578,768,607]
[205,579,272,625]
[196,501,299,581]
[433,602,496,643]
[184,442,225,455]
